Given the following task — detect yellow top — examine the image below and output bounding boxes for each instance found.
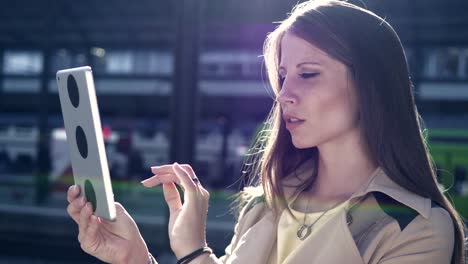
[268,192,348,264]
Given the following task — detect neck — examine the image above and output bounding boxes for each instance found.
[312,128,377,200]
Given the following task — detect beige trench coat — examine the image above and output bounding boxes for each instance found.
[202,167,454,264]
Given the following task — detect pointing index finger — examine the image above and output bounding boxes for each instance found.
[151,164,178,174]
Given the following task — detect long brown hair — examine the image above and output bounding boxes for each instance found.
[239,0,465,263]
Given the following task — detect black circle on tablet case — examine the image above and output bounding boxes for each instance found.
[67,74,80,108]
[76,126,88,159]
[84,179,97,212]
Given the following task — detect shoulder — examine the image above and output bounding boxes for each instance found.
[240,186,266,217]
[364,193,455,263]
[371,191,454,239]
[368,192,454,261]
[425,203,455,243]
[371,191,420,230]
[233,186,266,220]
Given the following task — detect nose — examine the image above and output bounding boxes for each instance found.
[276,81,297,106]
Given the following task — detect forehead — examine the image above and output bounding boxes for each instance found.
[279,32,330,65]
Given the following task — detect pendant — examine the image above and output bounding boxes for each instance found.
[346,213,353,225]
[297,224,312,240]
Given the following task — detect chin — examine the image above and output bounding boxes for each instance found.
[291,138,316,149]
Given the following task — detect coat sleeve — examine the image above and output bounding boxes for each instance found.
[217,220,241,264]
[378,207,455,264]
[217,195,265,263]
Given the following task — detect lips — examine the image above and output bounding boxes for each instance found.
[283,114,305,123]
[283,114,305,130]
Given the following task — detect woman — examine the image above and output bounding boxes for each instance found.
[66,0,465,263]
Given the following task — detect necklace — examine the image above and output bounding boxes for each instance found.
[296,197,342,240]
[295,194,367,240]
[295,168,378,240]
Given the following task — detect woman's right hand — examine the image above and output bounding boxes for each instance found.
[141,163,211,260]
[66,185,152,264]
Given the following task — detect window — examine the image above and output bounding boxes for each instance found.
[423,48,461,79]
[106,51,133,74]
[223,63,243,76]
[91,49,173,75]
[3,51,43,75]
[50,49,88,73]
[200,63,221,76]
[440,49,459,78]
[200,50,261,78]
[462,48,468,78]
[134,51,173,75]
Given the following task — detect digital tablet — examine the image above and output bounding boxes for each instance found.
[56,66,116,221]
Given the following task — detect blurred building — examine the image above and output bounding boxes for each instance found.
[0,0,467,262]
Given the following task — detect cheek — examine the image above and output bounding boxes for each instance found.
[309,87,357,130]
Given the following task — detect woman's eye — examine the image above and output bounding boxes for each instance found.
[299,72,319,79]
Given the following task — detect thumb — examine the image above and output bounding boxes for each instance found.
[104,203,143,237]
[163,182,182,213]
[111,203,139,228]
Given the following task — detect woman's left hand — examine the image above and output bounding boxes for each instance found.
[141,162,210,259]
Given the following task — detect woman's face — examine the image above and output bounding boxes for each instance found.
[277,32,359,149]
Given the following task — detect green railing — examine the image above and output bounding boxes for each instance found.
[428,128,468,218]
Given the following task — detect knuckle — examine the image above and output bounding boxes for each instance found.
[181,164,195,173]
[80,242,88,252]
[79,207,87,219]
[67,186,73,196]
[181,163,191,169]
[66,205,74,216]
[114,202,127,215]
[70,199,79,208]
[200,188,209,197]
[198,189,209,200]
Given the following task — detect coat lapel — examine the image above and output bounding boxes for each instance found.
[282,206,365,264]
[227,210,278,264]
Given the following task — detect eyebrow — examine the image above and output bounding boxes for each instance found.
[297,61,321,67]
[279,61,322,71]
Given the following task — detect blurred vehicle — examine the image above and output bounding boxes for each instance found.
[0,120,38,174]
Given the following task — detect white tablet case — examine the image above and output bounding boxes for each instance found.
[56,66,116,221]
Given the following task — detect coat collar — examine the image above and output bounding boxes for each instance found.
[350,167,431,219]
[281,164,431,219]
